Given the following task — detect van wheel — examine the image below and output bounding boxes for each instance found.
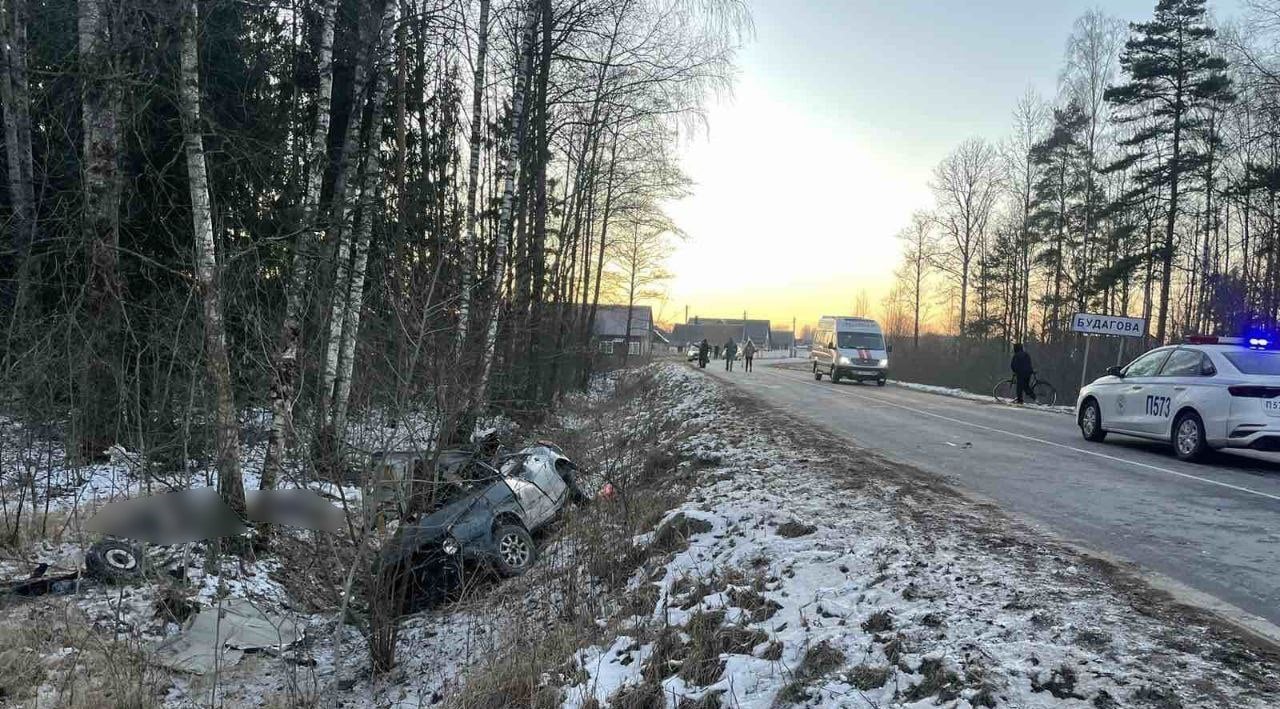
[830,367,841,384]
[813,362,822,381]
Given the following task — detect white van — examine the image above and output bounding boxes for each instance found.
[810,316,891,385]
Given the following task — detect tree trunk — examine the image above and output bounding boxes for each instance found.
[261,0,338,491]
[78,0,125,456]
[328,0,399,439]
[0,0,34,301]
[455,0,491,351]
[317,1,385,433]
[179,0,245,517]
[470,0,538,412]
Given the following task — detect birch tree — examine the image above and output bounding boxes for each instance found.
[178,0,245,516]
[261,0,339,490]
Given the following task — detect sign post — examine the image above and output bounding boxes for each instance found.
[1070,312,1147,389]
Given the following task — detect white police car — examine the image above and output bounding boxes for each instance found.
[1076,335,1280,461]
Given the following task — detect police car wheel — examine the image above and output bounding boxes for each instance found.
[1172,412,1209,462]
[1080,400,1107,442]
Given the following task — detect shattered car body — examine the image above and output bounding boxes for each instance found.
[378,443,585,611]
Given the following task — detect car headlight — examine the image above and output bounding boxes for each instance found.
[879,359,889,367]
[839,356,851,365]
[441,537,460,556]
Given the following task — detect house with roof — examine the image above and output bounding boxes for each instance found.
[590,304,656,365]
[670,317,772,349]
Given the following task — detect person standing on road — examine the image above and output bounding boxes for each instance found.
[1011,343,1035,404]
[724,338,738,372]
[714,344,721,360]
[697,339,710,368]
[742,339,757,372]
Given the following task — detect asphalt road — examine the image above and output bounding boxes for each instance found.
[700,361,1280,632]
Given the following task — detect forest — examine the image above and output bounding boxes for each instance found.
[0,0,745,515]
[886,0,1280,353]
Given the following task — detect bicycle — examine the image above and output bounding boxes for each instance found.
[993,372,1058,407]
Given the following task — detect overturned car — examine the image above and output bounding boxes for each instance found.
[377,441,586,612]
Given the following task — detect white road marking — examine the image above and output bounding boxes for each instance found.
[761,368,1280,505]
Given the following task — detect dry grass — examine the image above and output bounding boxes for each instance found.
[0,602,164,709]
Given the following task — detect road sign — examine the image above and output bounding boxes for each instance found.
[1070,313,1146,389]
[1070,312,1146,338]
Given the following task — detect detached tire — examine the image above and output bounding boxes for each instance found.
[492,525,536,577]
[1080,399,1107,442]
[1173,411,1209,462]
[85,539,143,583]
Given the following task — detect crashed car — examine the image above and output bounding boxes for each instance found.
[378,442,586,611]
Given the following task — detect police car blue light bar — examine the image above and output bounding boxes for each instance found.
[1185,334,1275,349]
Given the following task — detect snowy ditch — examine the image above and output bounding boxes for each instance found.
[0,363,1276,708]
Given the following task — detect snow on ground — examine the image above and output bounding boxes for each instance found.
[558,363,1278,708]
[889,380,1076,415]
[2,364,1276,708]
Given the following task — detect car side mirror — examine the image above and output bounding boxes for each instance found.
[1106,366,1124,378]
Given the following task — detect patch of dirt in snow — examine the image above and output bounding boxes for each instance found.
[557,363,1280,708]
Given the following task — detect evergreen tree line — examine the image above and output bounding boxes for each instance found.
[886,0,1280,352]
[0,0,746,512]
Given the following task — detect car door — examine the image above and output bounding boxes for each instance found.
[1140,348,1205,436]
[1114,348,1173,433]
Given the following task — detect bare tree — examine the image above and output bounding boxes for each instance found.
[896,210,935,348]
[931,137,1002,336]
[178,0,244,516]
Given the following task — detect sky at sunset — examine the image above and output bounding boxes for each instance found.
[660,0,1244,331]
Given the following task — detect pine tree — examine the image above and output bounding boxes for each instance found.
[1104,0,1233,343]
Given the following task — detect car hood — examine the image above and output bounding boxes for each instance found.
[380,482,516,565]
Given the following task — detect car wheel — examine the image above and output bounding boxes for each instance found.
[1173,411,1209,462]
[830,367,841,384]
[876,378,886,387]
[1080,399,1107,442]
[85,539,144,583]
[813,362,821,380]
[492,524,536,577]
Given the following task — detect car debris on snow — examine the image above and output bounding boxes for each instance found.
[152,598,303,674]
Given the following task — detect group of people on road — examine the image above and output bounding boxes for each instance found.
[695,337,757,372]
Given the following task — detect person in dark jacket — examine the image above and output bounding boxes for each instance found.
[697,339,710,368]
[724,338,738,371]
[742,339,757,372]
[1011,343,1035,404]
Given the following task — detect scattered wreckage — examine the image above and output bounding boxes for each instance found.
[377,438,588,612]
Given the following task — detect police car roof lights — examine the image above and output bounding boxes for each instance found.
[1184,334,1275,350]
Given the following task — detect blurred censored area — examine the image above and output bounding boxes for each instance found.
[85,488,344,544]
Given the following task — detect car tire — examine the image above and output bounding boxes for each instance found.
[830,367,841,384]
[813,362,821,381]
[876,378,886,387]
[85,539,144,583]
[492,524,536,577]
[1173,411,1209,462]
[1079,399,1107,442]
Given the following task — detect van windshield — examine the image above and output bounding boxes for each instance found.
[837,332,884,350]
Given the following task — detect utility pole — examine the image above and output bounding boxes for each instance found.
[791,316,796,357]
[684,304,688,324]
